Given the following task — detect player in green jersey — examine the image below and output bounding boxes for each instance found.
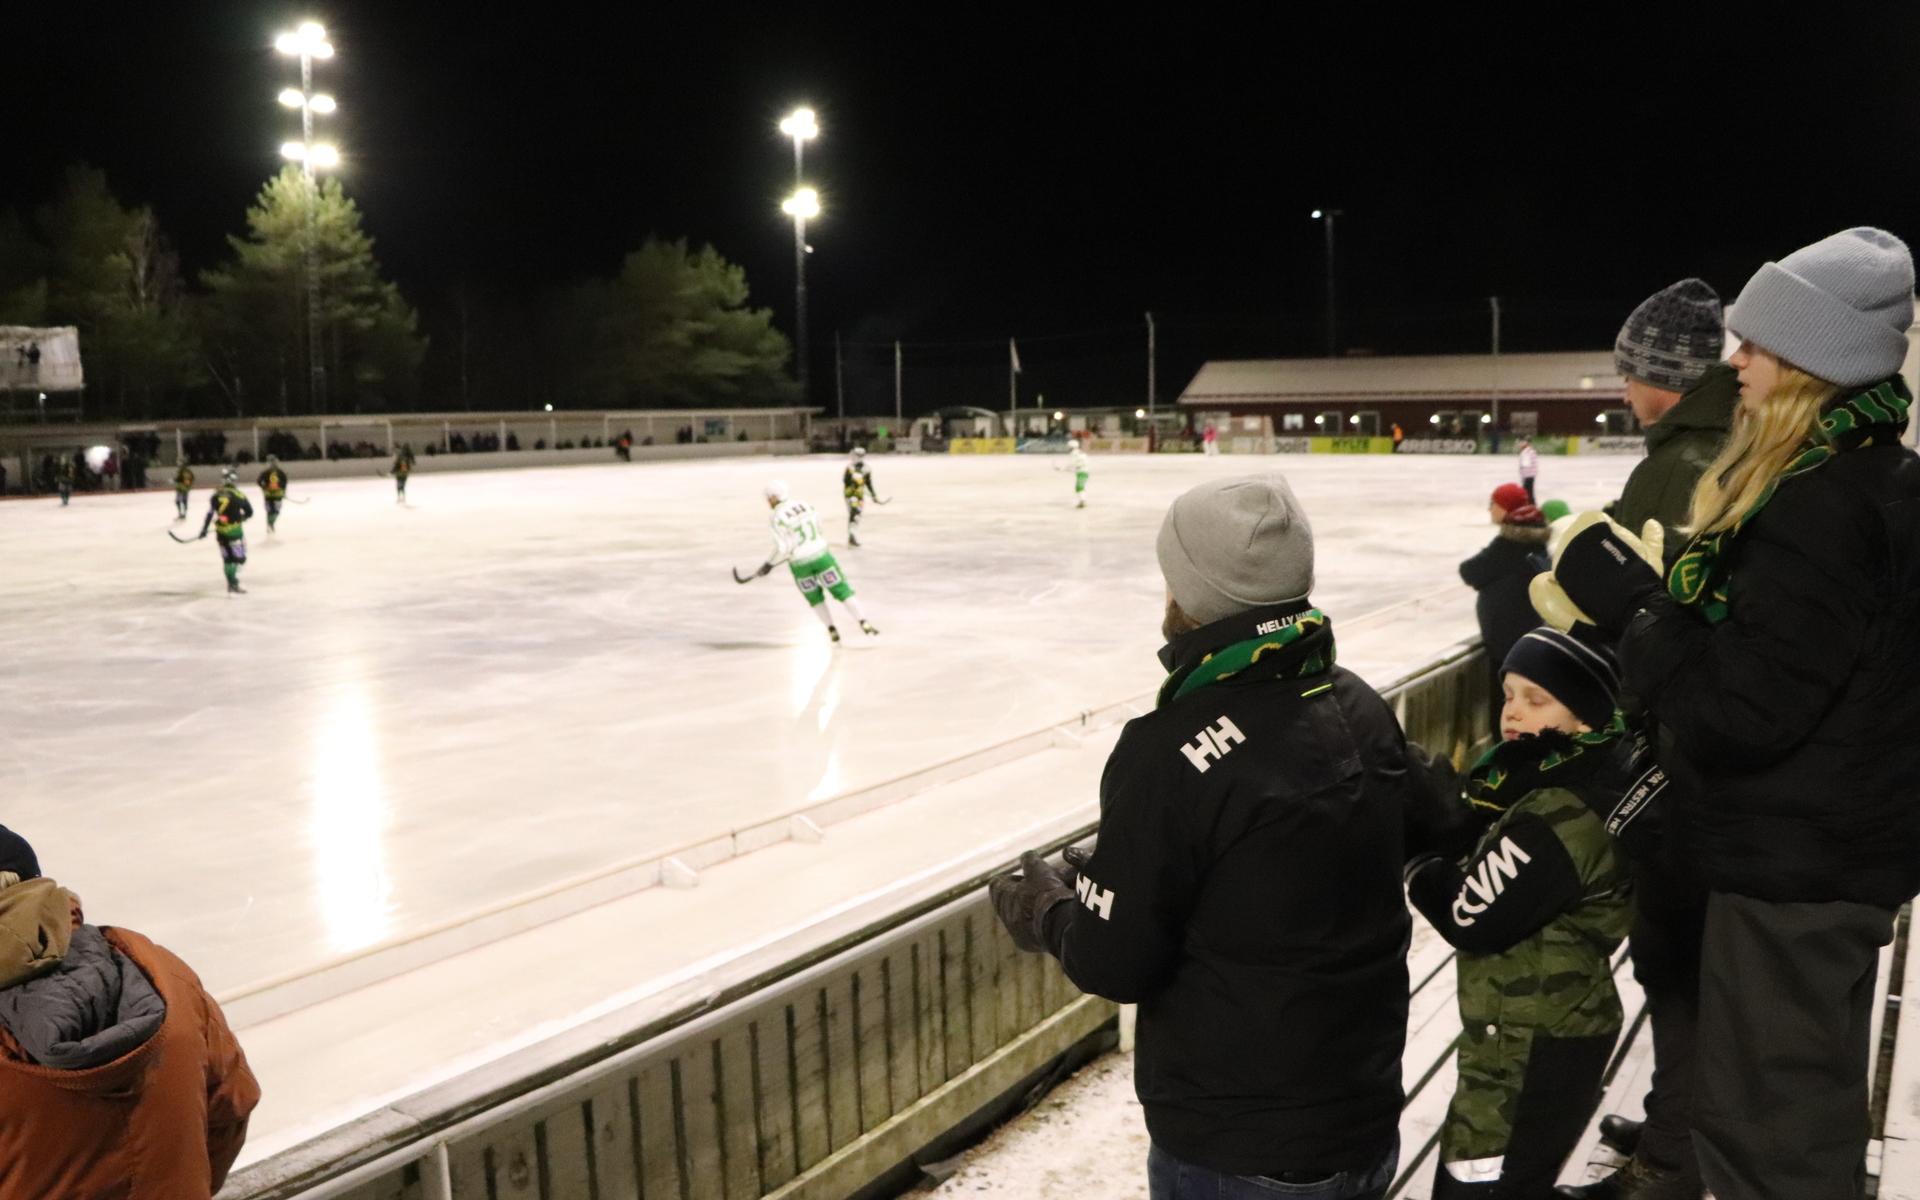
[757,480,878,643]
[843,448,878,546]
[257,456,289,532]
[198,468,256,594]
[173,464,195,520]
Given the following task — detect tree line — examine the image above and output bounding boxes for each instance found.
[0,166,799,421]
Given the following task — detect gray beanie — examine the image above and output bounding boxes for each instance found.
[1726,227,1915,387]
[1614,278,1725,391]
[1156,475,1314,625]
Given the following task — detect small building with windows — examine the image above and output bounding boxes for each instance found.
[1176,351,1634,440]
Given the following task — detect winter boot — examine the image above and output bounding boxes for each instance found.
[1554,1153,1701,1200]
[860,621,879,636]
[1598,1116,1642,1157]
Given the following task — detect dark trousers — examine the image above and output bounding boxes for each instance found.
[1627,862,1707,1176]
[1149,1138,1397,1200]
[1521,477,1537,503]
[1694,891,1892,1200]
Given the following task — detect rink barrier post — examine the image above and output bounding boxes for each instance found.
[220,646,1497,1200]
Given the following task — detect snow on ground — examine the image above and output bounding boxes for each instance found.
[0,451,1635,1005]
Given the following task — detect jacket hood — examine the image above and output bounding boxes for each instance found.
[1496,522,1551,546]
[0,924,166,1076]
[0,877,75,990]
[1647,362,1740,449]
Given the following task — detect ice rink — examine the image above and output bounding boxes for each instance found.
[0,449,1641,1151]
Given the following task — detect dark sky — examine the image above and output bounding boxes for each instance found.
[8,6,1920,411]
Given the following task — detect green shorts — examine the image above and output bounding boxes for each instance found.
[789,552,854,606]
[1075,470,1089,492]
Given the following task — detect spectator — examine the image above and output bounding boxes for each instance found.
[0,825,260,1197]
[1610,279,1739,559]
[1542,227,1920,1199]
[507,432,520,452]
[1517,437,1539,502]
[1460,482,1550,724]
[991,475,1416,1200]
[1202,420,1219,456]
[1406,629,1632,1198]
[616,430,634,461]
[1562,278,1736,1200]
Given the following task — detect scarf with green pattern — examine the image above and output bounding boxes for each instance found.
[1467,713,1627,814]
[1156,609,1336,708]
[1668,377,1911,625]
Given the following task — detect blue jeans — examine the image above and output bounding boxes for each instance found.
[1147,1137,1397,1200]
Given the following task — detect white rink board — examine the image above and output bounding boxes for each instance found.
[0,452,1637,1001]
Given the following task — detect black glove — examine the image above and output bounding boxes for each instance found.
[989,850,1076,954]
[1554,521,1662,636]
[756,561,773,577]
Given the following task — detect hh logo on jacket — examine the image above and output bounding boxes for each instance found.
[1076,874,1115,920]
[1451,836,1532,927]
[1181,716,1246,774]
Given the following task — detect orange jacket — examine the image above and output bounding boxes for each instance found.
[0,927,261,1199]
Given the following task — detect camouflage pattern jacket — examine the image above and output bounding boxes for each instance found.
[1405,732,1632,1039]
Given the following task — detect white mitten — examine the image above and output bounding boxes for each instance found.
[1529,571,1594,633]
[1547,511,1664,573]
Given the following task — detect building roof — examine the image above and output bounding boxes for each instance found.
[1178,351,1625,405]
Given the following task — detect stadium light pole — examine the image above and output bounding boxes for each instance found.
[277,21,336,415]
[1311,209,1342,357]
[779,109,818,400]
[782,187,821,405]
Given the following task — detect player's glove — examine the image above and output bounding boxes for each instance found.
[755,561,773,577]
[1531,513,1664,637]
[989,850,1076,954]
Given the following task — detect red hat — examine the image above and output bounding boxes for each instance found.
[1491,483,1530,512]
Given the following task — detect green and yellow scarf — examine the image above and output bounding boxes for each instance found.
[1157,609,1336,708]
[1668,377,1910,625]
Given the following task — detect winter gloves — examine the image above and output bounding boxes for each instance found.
[1530,513,1666,638]
[989,849,1079,954]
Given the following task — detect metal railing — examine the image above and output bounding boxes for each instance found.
[222,643,1491,1200]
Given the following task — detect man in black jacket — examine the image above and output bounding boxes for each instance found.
[992,475,1418,1200]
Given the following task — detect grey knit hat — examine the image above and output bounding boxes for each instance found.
[1614,278,1725,391]
[1726,227,1915,387]
[1156,475,1314,625]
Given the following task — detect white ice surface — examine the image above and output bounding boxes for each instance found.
[0,451,1641,1159]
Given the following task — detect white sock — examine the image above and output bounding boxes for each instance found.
[811,604,835,629]
[841,596,868,624]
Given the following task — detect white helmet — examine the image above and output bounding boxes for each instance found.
[764,479,790,503]
[850,447,865,459]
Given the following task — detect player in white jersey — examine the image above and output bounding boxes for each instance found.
[753,480,879,643]
[1055,439,1090,507]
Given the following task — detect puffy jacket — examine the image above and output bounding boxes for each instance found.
[1460,523,1551,675]
[0,914,260,1199]
[1622,442,1920,908]
[1044,602,1416,1175]
[1614,364,1738,556]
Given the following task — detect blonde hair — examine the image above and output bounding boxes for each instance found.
[1686,364,1842,536]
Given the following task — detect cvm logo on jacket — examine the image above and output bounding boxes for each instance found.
[1451,837,1533,927]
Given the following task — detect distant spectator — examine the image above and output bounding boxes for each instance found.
[1517,436,1539,502]
[534,439,546,451]
[1460,482,1549,724]
[616,430,634,462]
[0,824,261,1197]
[507,432,520,452]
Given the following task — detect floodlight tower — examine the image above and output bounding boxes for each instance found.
[276,21,337,413]
[779,108,819,397]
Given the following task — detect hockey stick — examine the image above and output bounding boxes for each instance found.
[289,496,312,505]
[732,562,774,584]
[167,529,204,544]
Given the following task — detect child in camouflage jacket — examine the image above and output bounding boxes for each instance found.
[1406,627,1641,1197]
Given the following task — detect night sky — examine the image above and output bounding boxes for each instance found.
[7,6,1920,413]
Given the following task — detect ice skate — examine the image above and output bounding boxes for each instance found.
[227,582,247,595]
[860,621,879,637]
[828,625,841,643]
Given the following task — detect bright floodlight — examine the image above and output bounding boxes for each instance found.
[781,187,821,219]
[780,107,819,141]
[1429,414,1441,425]
[544,403,554,412]
[1349,415,1360,425]
[1480,414,1492,424]
[277,22,333,58]
[1311,209,1323,219]
[281,141,308,161]
[1053,411,1065,421]
[1135,408,1146,418]
[279,88,305,107]
[1596,414,1607,424]
[309,93,337,113]
[308,143,341,168]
